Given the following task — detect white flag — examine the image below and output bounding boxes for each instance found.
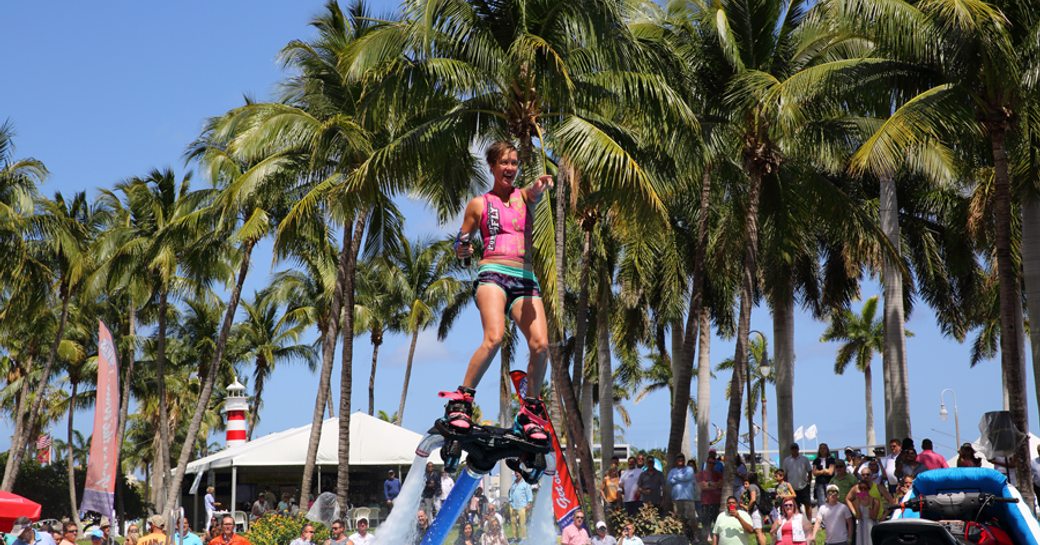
[805,424,818,440]
[794,426,805,441]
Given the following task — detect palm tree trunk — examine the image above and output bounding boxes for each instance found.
[368,328,382,416]
[163,239,255,516]
[723,163,763,499]
[155,288,172,511]
[989,123,1035,511]
[772,284,795,453]
[499,325,514,497]
[879,175,911,440]
[1023,193,1040,424]
[299,226,350,508]
[2,286,72,491]
[116,304,137,524]
[396,329,421,424]
[571,224,594,406]
[337,209,368,511]
[547,165,601,522]
[864,364,876,446]
[248,357,267,440]
[67,380,82,530]
[696,309,711,467]
[597,280,613,478]
[669,168,712,468]
[1,356,34,492]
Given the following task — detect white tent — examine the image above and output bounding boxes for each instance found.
[187,412,440,472]
[185,412,454,514]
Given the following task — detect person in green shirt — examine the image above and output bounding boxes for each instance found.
[830,460,858,504]
[713,497,755,545]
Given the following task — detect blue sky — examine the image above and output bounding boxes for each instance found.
[0,1,1030,463]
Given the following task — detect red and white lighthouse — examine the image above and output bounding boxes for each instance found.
[222,377,249,448]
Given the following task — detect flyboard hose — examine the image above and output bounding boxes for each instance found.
[419,454,556,545]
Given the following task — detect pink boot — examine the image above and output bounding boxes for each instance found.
[515,397,549,442]
[438,387,475,431]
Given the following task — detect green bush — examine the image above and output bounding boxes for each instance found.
[245,515,329,545]
[607,504,685,537]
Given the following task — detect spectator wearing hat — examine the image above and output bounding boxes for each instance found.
[209,515,250,545]
[137,516,167,545]
[812,485,852,545]
[99,518,114,545]
[591,521,616,545]
[174,517,203,545]
[346,519,373,545]
[11,523,34,545]
[956,443,981,468]
[58,524,77,545]
[89,530,104,545]
[7,518,54,545]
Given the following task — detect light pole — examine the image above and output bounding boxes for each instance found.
[748,330,771,474]
[939,388,961,447]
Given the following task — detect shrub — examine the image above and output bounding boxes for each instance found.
[607,504,685,537]
[245,515,329,545]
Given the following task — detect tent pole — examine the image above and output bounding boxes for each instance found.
[231,466,237,521]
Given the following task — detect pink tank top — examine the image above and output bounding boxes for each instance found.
[480,188,529,264]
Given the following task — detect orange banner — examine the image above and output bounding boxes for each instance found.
[80,321,119,518]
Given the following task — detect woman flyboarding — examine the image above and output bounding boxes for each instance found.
[441,141,554,449]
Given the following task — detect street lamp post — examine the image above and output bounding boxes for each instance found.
[939,388,961,447]
[748,330,771,475]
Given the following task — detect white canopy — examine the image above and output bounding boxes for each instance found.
[186,412,445,473]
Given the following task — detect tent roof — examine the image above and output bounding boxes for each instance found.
[187,412,444,472]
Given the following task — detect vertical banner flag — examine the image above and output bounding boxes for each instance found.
[80,321,119,519]
[35,434,52,465]
[509,370,582,531]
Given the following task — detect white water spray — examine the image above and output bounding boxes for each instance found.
[374,436,442,544]
[522,472,558,544]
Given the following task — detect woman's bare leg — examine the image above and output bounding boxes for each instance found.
[510,297,549,398]
[461,285,509,389]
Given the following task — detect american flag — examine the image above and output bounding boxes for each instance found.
[36,434,51,450]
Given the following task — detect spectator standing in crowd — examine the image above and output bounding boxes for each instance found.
[205,486,222,530]
[10,523,33,545]
[916,439,948,471]
[384,469,402,511]
[508,472,534,541]
[698,458,724,531]
[732,455,748,491]
[455,523,477,545]
[561,511,591,545]
[47,524,61,545]
[277,493,292,515]
[125,524,140,545]
[619,457,643,516]
[58,524,76,545]
[592,521,617,545]
[440,471,455,512]
[89,531,104,545]
[705,450,724,473]
[773,469,797,507]
[174,518,204,545]
[956,443,981,467]
[206,517,220,542]
[896,475,914,498]
[619,523,644,545]
[638,456,666,514]
[740,474,766,545]
[467,487,488,525]
[250,493,269,520]
[414,510,431,545]
[637,454,647,471]
[812,485,852,545]
[812,444,835,507]
[99,518,114,545]
[830,461,857,503]
[668,453,697,530]
[138,516,167,545]
[289,524,315,545]
[346,518,374,545]
[422,462,442,517]
[325,520,347,545]
[782,444,813,516]
[483,503,505,535]
[712,496,754,545]
[771,500,812,545]
[601,466,621,511]
[480,518,507,545]
[896,447,925,480]
[879,439,902,493]
[846,476,881,545]
[209,515,250,545]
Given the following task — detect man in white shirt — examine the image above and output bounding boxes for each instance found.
[782,444,813,516]
[346,518,374,545]
[812,485,853,545]
[619,457,643,516]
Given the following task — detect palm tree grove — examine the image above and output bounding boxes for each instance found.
[3,0,1040,544]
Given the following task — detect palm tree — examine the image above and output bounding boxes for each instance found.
[717,333,774,458]
[354,259,404,416]
[391,237,469,424]
[236,288,318,438]
[820,297,885,446]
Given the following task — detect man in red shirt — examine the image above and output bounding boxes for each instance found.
[916,439,949,471]
[209,515,251,545]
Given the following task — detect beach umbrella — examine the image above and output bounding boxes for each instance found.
[0,491,41,531]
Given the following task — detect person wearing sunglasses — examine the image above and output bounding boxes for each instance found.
[712,496,754,545]
[812,485,852,545]
[561,511,591,545]
[770,500,812,545]
[845,473,881,545]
